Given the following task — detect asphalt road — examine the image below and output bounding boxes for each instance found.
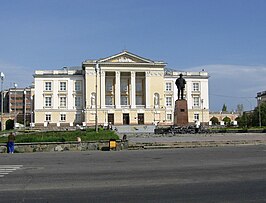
[0,145,266,203]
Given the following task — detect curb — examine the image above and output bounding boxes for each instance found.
[128,140,266,150]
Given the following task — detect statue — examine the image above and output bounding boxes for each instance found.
[175,73,186,100]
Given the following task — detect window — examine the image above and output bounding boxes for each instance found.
[60,114,66,122]
[121,96,128,105]
[45,82,52,91]
[75,81,81,91]
[194,113,199,121]
[75,96,81,107]
[166,96,172,107]
[136,96,143,105]
[166,82,172,91]
[75,114,81,123]
[166,114,172,121]
[193,82,200,91]
[60,97,67,108]
[45,96,52,107]
[121,79,128,92]
[60,82,67,91]
[193,97,200,107]
[106,96,113,105]
[45,114,51,121]
[106,79,113,92]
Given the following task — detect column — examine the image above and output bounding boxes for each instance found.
[100,71,105,108]
[115,71,121,108]
[145,71,150,108]
[130,71,136,108]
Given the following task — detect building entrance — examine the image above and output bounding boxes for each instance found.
[108,113,114,125]
[123,113,130,125]
[138,113,144,124]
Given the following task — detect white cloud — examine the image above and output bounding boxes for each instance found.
[186,64,266,111]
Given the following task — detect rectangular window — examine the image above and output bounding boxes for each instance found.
[106,96,113,105]
[166,96,172,107]
[121,79,129,92]
[166,82,172,91]
[121,96,128,105]
[60,82,67,91]
[194,113,199,121]
[45,82,52,91]
[45,96,52,107]
[60,114,66,122]
[136,96,143,105]
[75,114,81,123]
[60,97,67,108]
[106,79,114,92]
[166,113,172,121]
[75,81,81,91]
[193,82,200,91]
[193,97,200,107]
[75,96,81,107]
[45,114,51,121]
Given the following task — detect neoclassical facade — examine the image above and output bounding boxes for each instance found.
[33,51,209,127]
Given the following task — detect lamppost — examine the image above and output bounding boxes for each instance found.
[0,72,4,131]
[24,89,26,128]
[95,62,99,133]
[258,96,262,128]
[201,98,204,126]
[14,83,17,128]
[30,95,33,129]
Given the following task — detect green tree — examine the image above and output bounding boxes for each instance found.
[6,119,14,130]
[222,104,227,112]
[222,116,231,126]
[210,117,219,125]
[251,102,266,127]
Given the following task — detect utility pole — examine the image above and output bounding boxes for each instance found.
[95,62,99,133]
[0,72,4,131]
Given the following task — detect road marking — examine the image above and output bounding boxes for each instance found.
[0,165,23,178]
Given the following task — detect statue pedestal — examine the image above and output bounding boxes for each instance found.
[174,100,188,126]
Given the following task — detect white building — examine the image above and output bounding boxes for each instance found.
[34,67,84,128]
[33,51,209,127]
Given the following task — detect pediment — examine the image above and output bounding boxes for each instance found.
[98,51,154,64]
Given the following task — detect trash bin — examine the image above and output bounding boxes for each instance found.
[109,139,116,150]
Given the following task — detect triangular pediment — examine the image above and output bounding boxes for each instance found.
[98,51,154,64]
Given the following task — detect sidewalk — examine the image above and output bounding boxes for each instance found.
[126,133,266,149]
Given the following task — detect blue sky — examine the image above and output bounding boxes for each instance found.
[0,0,266,111]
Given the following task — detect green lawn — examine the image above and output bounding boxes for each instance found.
[0,128,119,143]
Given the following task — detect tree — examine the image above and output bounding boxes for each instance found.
[251,102,266,127]
[222,116,231,126]
[210,117,219,125]
[6,119,14,130]
[222,104,227,112]
[236,104,244,115]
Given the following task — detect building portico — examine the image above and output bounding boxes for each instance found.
[82,51,166,126]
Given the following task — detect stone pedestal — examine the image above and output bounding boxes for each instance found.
[174,99,188,126]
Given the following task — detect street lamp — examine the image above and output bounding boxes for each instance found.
[95,62,99,133]
[24,89,26,128]
[14,83,17,128]
[0,72,4,131]
[30,95,33,129]
[258,96,262,128]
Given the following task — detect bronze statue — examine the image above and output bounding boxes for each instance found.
[175,73,186,100]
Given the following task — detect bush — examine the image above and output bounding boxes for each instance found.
[0,128,119,143]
